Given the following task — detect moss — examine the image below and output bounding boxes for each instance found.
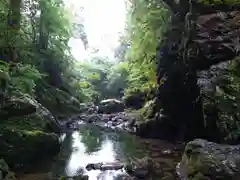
[37,88,81,117]
[182,153,216,179]
[0,115,45,131]
[0,94,61,167]
[181,140,237,180]
[0,128,60,167]
[0,159,17,180]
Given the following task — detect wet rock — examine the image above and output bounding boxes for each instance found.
[80,103,98,114]
[179,139,240,180]
[85,163,124,171]
[98,99,125,114]
[100,164,124,171]
[85,163,103,171]
[86,114,101,123]
[78,112,137,133]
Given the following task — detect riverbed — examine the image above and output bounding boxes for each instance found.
[17,122,183,180]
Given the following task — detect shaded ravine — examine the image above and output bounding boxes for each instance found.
[17,122,183,180]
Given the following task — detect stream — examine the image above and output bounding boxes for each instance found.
[17,122,182,180]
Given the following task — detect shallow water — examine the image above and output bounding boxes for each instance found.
[18,123,182,180]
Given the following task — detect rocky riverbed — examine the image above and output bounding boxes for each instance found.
[61,112,136,133]
[2,98,240,180]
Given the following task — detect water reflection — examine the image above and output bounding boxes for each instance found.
[19,122,181,180]
[80,125,104,153]
[52,124,146,180]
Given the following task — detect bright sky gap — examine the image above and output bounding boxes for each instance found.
[64,0,127,61]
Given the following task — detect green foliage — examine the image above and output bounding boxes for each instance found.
[0,0,92,107]
[124,0,169,94]
[72,55,129,102]
[10,64,43,95]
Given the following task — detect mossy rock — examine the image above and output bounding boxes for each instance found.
[140,98,158,118]
[98,99,125,113]
[0,159,16,180]
[0,94,61,133]
[0,128,60,167]
[180,139,240,180]
[37,88,81,117]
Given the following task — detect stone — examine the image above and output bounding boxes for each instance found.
[179,139,240,180]
[0,129,60,167]
[86,162,124,171]
[0,159,16,180]
[127,156,164,179]
[0,94,60,132]
[37,88,82,117]
[98,99,125,114]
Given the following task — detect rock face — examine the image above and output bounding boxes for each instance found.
[0,94,61,167]
[179,139,240,180]
[98,99,125,114]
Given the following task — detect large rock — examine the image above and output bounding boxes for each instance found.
[135,115,180,141]
[179,139,240,180]
[0,129,60,168]
[123,88,156,110]
[123,91,146,109]
[37,88,82,117]
[98,99,125,114]
[0,94,61,132]
[0,94,61,167]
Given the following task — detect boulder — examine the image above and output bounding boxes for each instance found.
[179,139,240,180]
[123,91,146,109]
[135,116,180,141]
[0,159,16,180]
[126,156,164,179]
[0,94,61,132]
[37,88,82,117]
[0,129,60,168]
[98,99,125,114]
[0,94,61,167]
